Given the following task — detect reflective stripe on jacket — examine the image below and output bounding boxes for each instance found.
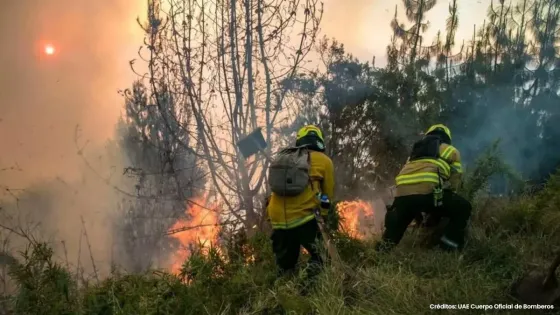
[395,143,463,197]
[266,150,335,229]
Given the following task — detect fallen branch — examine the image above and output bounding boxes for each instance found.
[164,221,235,236]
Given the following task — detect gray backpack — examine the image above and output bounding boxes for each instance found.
[268,145,311,197]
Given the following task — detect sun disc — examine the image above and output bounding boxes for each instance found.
[45,45,55,55]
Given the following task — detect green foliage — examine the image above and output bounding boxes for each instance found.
[6,139,560,314]
[7,243,78,315]
[6,0,560,313]
[460,140,525,200]
[4,171,560,314]
[81,272,186,315]
[529,171,560,239]
[288,0,560,198]
[326,200,342,231]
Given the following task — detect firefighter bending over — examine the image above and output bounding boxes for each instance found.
[266,125,335,277]
[376,124,472,252]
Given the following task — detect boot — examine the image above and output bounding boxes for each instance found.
[438,235,460,252]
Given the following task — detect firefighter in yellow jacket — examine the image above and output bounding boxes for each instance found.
[376,124,472,252]
[267,125,335,276]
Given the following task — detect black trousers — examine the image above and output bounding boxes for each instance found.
[377,190,472,251]
[270,218,323,276]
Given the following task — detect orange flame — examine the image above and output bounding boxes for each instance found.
[336,199,376,239]
[168,195,220,273]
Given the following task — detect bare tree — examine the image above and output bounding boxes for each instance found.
[132,0,323,230]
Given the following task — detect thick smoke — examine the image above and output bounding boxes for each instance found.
[0,0,145,283]
[0,0,143,186]
[448,84,560,186]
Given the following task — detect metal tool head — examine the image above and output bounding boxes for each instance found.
[512,253,560,305]
[511,270,560,305]
[236,127,268,159]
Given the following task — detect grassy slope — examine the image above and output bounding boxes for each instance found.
[2,152,560,315]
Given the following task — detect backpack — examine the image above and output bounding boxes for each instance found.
[268,145,311,197]
[409,135,441,161]
[408,135,445,205]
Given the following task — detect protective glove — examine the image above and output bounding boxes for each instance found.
[424,212,442,228]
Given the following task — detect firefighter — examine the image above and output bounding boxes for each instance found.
[376,124,472,252]
[266,125,335,277]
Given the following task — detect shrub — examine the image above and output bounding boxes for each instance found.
[2,144,560,314]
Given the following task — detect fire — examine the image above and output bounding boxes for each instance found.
[168,195,220,273]
[336,199,376,239]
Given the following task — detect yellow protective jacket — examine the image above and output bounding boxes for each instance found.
[267,150,335,229]
[395,143,463,197]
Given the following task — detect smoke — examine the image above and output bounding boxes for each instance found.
[448,84,560,185]
[0,151,125,280]
[0,0,144,186]
[0,0,145,281]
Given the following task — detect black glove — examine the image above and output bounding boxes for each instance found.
[424,213,442,228]
[413,212,424,226]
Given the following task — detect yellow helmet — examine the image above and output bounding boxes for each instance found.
[296,125,324,142]
[426,124,452,140]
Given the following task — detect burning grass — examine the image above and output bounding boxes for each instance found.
[2,149,560,314]
[2,184,559,314]
[336,199,376,239]
[167,194,221,274]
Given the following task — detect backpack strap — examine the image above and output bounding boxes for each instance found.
[303,146,314,190]
[306,148,326,194]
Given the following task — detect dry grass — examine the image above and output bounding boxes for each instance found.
[1,145,559,314]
